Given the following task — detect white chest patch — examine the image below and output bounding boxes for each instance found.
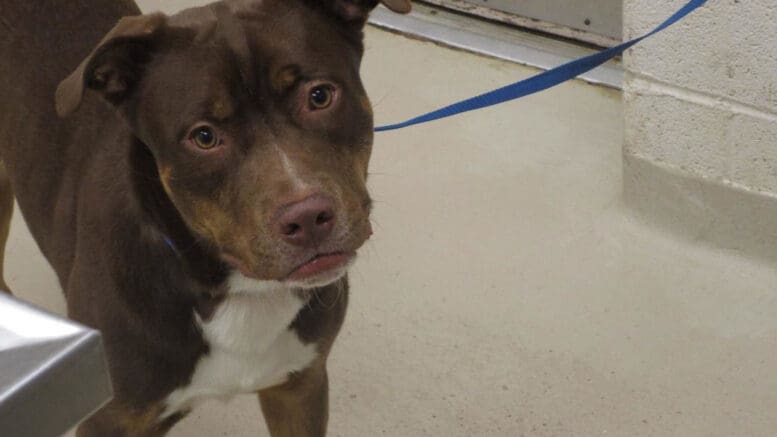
[163,274,317,417]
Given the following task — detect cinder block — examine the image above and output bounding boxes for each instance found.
[624,87,777,193]
[623,0,777,259]
[624,0,777,113]
[624,154,777,262]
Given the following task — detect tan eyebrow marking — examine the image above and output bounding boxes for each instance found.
[211,97,235,120]
[272,66,299,92]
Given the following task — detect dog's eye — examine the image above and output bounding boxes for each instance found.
[192,126,219,149]
[309,85,334,110]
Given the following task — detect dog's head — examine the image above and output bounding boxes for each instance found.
[55,0,411,289]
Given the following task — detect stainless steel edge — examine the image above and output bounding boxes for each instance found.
[0,294,113,437]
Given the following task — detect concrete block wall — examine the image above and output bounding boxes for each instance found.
[623,0,777,260]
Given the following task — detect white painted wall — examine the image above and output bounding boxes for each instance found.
[623,0,777,258]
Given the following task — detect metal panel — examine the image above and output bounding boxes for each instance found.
[0,294,112,437]
[427,0,623,46]
[370,4,622,88]
[468,0,622,39]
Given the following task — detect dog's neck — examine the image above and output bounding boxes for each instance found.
[128,137,229,303]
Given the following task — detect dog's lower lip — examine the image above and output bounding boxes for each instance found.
[286,252,354,281]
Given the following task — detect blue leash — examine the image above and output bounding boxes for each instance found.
[374,0,709,132]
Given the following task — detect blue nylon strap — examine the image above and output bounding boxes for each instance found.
[374,0,708,132]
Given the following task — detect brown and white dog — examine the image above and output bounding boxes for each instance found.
[0,0,411,435]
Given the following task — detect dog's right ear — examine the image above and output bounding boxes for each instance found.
[55,13,166,118]
[320,0,411,27]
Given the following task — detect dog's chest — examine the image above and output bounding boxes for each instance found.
[164,274,317,416]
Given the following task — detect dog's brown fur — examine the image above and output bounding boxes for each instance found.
[0,161,13,294]
[0,0,410,435]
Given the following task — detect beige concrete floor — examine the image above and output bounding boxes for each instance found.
[9,15,777,437]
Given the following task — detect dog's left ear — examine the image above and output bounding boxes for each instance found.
[326,0,412,26]
[55,13,166,117]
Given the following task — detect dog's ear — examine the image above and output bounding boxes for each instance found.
[55,13,166,117]
[324,0,411,26]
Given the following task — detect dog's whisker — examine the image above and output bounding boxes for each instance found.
[368,196,395,207]
[350,264,368,288]
[371,92,391,110]
[369,218,385,233]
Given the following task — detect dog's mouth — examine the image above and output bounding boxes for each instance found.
[219,250,356,287]
[216,219,371,287]
[285,251,355,282]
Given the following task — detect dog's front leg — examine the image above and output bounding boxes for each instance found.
[76,400,181,437]
[259,361,329,437]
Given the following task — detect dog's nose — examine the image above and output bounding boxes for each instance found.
[274,195,336,248]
